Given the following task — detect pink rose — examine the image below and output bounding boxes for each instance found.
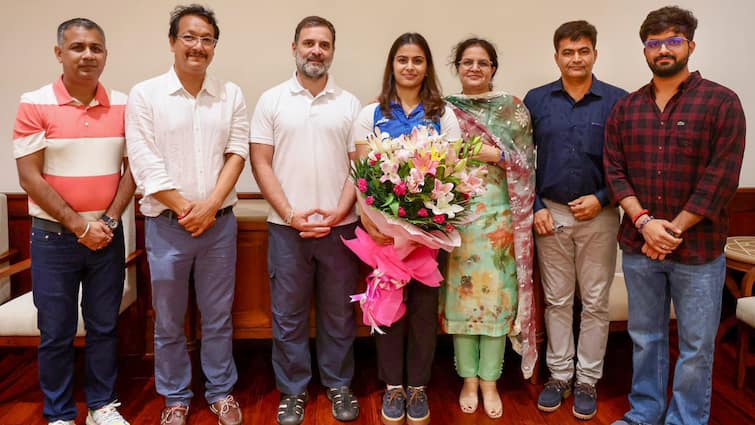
[445,224,455,232]
[357,178,368,193]
[417,208,429,218]
[393,182,407,196]
[365,196,375,206]
[433,214,446,224]
[398,207,406,217]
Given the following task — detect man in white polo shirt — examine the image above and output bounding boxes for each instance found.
[249,15,361,425]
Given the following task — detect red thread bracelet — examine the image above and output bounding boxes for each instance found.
[632,209,649,225]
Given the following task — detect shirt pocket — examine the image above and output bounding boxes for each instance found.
[580,122,605,157]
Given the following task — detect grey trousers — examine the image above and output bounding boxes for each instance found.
[146,213,238,406]
[535,199,619,385]
[268,222,359,395]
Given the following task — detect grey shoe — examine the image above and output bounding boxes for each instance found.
[537,378,572,412]
[277,392,308,425]
[327,386,360,422]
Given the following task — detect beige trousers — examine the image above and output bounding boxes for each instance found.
[536,199,619,385]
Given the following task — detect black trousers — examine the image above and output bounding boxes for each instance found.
[375,279,439,386]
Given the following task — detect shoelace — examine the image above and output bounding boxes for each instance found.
[574,382,597,398]
[544,378,570,391]
[407,386,427,406]
[385,387,406,407]
[214,395,239,415]
[161,405,188,423]
[92,401,126,425]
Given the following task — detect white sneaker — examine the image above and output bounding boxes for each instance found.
[49,421,76,425]
[86,401,130,425]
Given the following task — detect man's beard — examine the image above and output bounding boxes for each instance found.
[296,54,330,79]
[647,53,689,78]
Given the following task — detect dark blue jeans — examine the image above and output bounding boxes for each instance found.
[31,226,125,422]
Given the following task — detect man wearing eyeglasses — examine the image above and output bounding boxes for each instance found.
[604,6,745,425]
[523,20,627,420]
[125,5,248,425]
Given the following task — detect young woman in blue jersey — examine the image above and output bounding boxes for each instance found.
[351,32,461,425]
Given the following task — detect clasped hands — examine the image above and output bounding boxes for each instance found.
[291,208,347,239]
[639,218,682,261]
[77,220,114,251]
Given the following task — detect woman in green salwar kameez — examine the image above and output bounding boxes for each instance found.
[440,38,536,419]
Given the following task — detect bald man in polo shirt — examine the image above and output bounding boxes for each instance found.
[13,18,135,425]
[249,15,361,425]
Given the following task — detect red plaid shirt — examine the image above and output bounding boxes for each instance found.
[604,71,746,264]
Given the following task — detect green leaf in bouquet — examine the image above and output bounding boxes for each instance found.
[389,200,399,216]
[381,193,395,208]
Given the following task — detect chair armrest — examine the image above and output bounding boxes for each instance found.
[0,258,31,280]
[0,249,18,264]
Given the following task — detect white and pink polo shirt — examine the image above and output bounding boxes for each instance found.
[13,77,127,222]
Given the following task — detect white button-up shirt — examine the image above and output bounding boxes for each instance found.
[126,67,249,217]
[250,73,361,225]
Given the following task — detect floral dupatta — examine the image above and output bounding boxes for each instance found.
[446,92,537,378]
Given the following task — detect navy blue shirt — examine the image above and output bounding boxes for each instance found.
[524,76,627,211]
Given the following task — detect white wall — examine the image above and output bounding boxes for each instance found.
[2,0,752,193]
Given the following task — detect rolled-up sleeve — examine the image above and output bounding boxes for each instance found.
[603,100,635,204]
[125,85,176,197]
[224,83,250,160]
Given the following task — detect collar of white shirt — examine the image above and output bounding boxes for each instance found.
[165,66,223,99]
[287,70,338,97]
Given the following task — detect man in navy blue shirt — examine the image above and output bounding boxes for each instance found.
[523,20,626,421]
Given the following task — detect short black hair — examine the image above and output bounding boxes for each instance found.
[553,20,597,51]
[169,4,220,41]
[450,37,499,81]
[640,6,697,42]
[294,16,336,45]
[57,18,105,46]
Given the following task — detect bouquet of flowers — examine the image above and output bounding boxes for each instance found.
[343,125,487,333]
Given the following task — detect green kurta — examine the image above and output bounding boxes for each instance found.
[440,92,533,337]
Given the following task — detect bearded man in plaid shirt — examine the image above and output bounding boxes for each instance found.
[604,6,745,425]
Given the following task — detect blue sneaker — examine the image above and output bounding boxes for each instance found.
[406,386,429,425]
[537,378,572,412]
[381,387,406,425]
[572,382,597,420]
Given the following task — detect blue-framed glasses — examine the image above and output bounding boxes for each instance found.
[643,36,688,51]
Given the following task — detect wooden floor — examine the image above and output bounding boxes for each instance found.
[0,333,752,425]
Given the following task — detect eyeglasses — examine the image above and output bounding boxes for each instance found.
[177,33,218,48]
[643,36,688,51]
[459,59,493,69]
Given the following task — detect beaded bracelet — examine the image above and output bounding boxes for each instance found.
[285,208,295,225]
[637,215,654,234]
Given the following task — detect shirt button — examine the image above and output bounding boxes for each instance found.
[657,195,662,201]
[657,170,662,175]
[84,122,89,127]
[658,146,663,151]
[660,121,665,126]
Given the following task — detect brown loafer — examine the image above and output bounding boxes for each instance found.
[210,395,242,425]
[161,405,189,425]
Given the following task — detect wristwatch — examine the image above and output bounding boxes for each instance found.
[101,214,119,230]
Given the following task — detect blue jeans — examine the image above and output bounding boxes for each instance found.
[268,222,359,395]
[621,253,725,425]
[31,226,125,422]
[146,213,238,406]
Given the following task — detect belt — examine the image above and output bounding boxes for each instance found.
[32,217,73,234]
[159,205,234,222]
